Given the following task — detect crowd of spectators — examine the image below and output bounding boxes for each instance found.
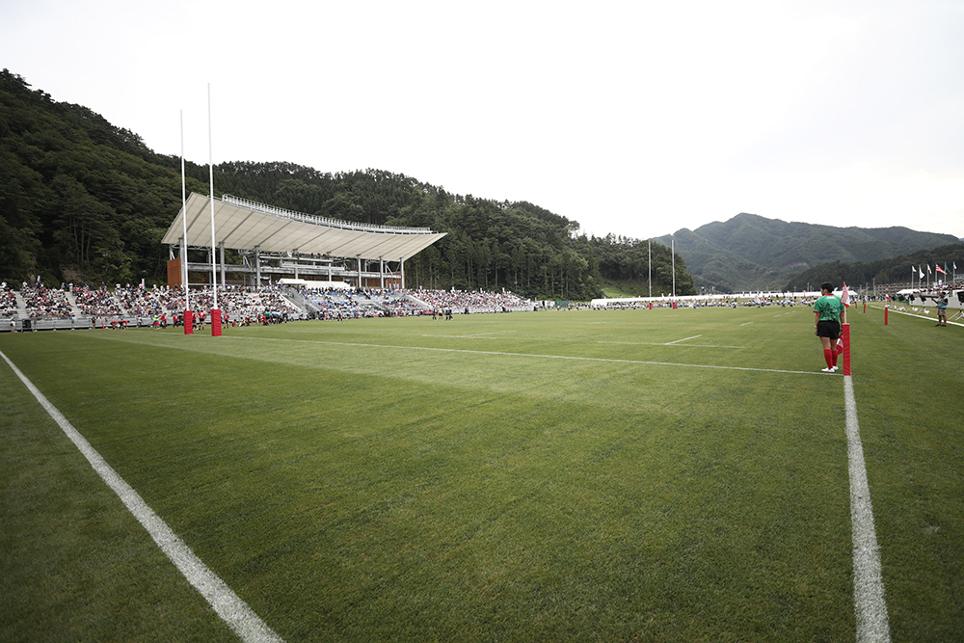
[188,286,302,325]
[2,282,535,323]
[1,284,17,317]
[114,285,184,317]
[73,286,124,316]
[4,283,303,323]
[297,286,531,319]
[20,284,73,318]
[302,288,387,320]
[405,288,530,312]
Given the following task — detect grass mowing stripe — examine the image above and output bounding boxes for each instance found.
[0,350,282,643]
[85,332,824,377]
[229,336,835,378]
[844,375,891,642]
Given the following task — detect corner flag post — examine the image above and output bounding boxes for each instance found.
[180,109,193,335]
[207,83,222,337]
[842,322,852,376]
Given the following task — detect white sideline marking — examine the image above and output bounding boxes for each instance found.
[0,350,282,643]
[739,321,754,327]
[596,340,743,349]
[843,376,891,642]
[418,333,500,339]
[265,337,831,377]
[868,305,964,328]
[664,334,702,345]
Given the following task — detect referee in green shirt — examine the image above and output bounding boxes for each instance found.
[814,282,846,372]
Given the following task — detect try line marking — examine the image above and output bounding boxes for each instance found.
[0,350,282,643]
[843,375,891,642]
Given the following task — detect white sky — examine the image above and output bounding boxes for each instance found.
[2,0,962,238]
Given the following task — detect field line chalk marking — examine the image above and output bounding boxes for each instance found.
[0,350,282,643]
[664,334,702,345]
[739,321,754,327]
[868,305,963,328]
[843,375,891,642]
[596,340,743,349]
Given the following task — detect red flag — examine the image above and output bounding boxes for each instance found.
[840,282,850,308]
[935,264,946,275]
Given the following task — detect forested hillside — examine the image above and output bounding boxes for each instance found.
[658,213,957,292]
[0,69,693,299]
[784,243,964,290]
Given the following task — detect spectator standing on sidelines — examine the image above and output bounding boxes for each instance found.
[932,292,949,327]
[813,282,846,373]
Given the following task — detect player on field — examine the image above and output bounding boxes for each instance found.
[813,282,846,373]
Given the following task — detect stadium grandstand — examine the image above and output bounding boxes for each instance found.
[0,281,533,332]
[162,193,447,289]
[0,193,538,331]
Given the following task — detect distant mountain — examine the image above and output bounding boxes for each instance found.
[784,243,964,291]
[657,213,958,292]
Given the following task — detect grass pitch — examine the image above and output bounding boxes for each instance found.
[1,306,961,640]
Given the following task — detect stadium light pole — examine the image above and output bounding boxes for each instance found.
[208,83,222,336]
[180,110,193,335]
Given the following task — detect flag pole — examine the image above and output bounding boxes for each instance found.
[648,239,652,298]
[180,110,193,335]
[671,236,676,298]
[208,82,222,336]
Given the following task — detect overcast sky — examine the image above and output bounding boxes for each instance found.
[2,0,962,238]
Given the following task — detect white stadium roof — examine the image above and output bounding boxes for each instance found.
[162,193,446,261]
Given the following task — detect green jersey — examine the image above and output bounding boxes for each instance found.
[813,295,844,322]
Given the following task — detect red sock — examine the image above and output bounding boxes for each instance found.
[823,349,834,368]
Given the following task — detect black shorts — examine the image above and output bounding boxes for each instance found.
[817,320,840,339]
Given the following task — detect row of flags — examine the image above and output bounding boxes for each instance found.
[914,262,957,279]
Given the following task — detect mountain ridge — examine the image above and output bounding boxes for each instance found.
[657,213,957,292]
[784,243,964,291]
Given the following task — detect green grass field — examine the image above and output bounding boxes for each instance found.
[1,306,961,640]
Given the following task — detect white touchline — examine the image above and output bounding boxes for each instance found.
[843,376,891,642]
[596,340,744,349]
[664,334,702,345]
[0,351,282,643]
[868,305,964,328]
